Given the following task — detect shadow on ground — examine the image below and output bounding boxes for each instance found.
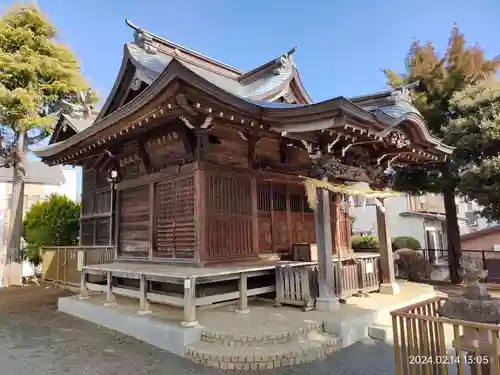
[0,285,466,375]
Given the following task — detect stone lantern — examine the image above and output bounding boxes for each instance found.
[439,256,500,375]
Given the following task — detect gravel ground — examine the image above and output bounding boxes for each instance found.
[0,285,461,375]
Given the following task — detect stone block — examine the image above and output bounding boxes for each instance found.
[323,309,377,348]
[58,296,201,356]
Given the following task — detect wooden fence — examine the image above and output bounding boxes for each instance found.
[391,296,500,375]
[42,246,114,286]
[276,254,381,310]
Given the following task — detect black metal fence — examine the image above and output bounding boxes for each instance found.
[419,248,500,284]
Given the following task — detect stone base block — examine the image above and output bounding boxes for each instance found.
[315,297,340,312]
[324,309,377,347]
[58,296,202,356]
[379,282,400,295]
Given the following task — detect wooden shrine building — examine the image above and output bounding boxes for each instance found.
[34,21,453,315]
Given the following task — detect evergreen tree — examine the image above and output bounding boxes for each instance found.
[0,4,95,286]
[448,78,500,221]
[381,27,500,283]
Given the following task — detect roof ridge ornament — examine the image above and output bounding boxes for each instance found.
[131,24,157,54]
[274,47,297,75]
[60,91,94,119]
[388,81,420,103]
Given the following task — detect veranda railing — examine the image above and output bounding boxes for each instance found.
[391,296,500,375]
[42,246,114,286]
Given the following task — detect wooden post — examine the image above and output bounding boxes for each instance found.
[194,169,206,265]
[113,189,121,260]
[137,273,151,315]
[375,198,399,294]
[148,182,155,260]
[79,193,84,246]
[104,270,116,306]
[108,183,115,246]
[235,272,250,313]
[314,179,339,311]
[181,277,198,327]
[78,269,89,299]
[275,266,283,307]
[250,177,259,256]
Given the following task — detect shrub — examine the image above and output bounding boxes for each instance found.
[21,194,80,267]
[394,248,432,282]
[392,236,421,251]
[351,235,378,251]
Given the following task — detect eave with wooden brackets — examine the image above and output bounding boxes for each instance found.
[32,53,453,171]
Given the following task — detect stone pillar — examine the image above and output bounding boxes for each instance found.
[314,181,339,311]
[375,198,399,295]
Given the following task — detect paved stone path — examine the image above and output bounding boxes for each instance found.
[0,285,465,375]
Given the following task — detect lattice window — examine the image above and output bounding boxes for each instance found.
[205,173,253,259]
[257,184,271,212]
[206,174,251,214]
[272,189,287,212]
[303,196,314,213]
[290,194,303,213]
[155,176,195,259]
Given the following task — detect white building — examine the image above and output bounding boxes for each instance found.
[351,193,493,250]
[0,161,78,279]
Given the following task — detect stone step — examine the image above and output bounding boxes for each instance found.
[186,330,342,370]
[368,324,392,342]
[201,319,322,346]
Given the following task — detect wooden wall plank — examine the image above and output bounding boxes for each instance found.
[118,185,150,257]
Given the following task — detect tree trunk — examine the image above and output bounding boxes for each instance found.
[2,131,26,287]
[441,163,462,284]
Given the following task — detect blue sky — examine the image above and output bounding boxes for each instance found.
[1,0,499,192]
[2,0,498,104]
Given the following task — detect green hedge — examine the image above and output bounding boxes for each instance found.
[351,235,378,251]
[392,236,421,251]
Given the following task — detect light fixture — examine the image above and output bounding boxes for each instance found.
[109,169,118,180]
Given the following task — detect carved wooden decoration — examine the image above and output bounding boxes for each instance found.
[145,131,179,154]
[310,157,370,182]
[387,131,411,148]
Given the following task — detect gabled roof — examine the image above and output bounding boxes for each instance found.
[96,20,311,121]
[32,22,454,165]
[0,161,65,185]
[32,56,454,162]
[49,111,99,144]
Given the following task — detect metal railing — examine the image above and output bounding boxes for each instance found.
[42,246,114,286]
[391,296,500,375]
